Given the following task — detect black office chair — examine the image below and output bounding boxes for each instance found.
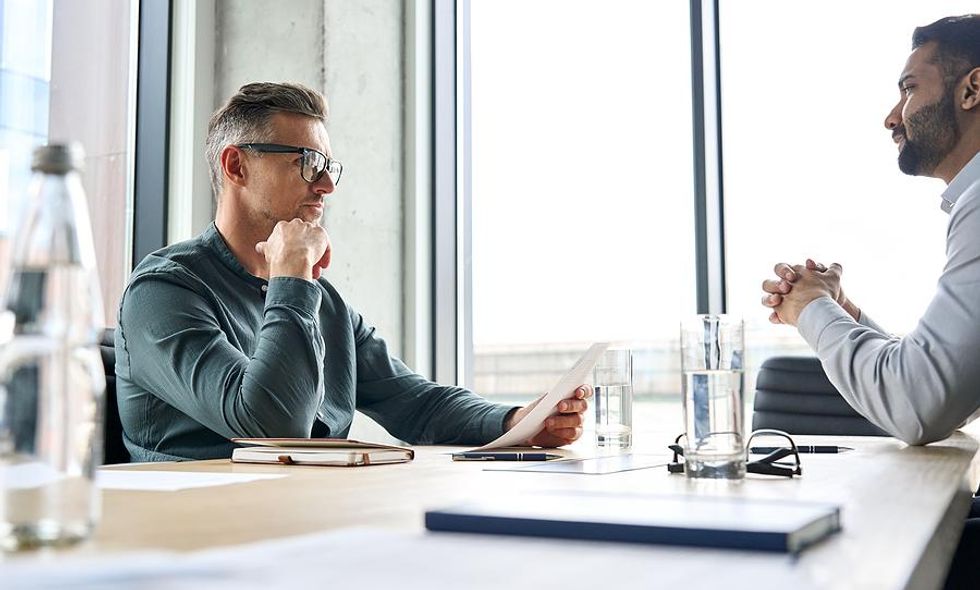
[751,356,888,436]
[99,328,130,464]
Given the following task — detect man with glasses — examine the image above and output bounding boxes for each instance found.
[758,16,980,587]
[115,82,590,461]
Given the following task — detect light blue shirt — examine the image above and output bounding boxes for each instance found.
[798,152,980,445]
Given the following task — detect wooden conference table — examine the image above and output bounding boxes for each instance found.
[56,432,979,590]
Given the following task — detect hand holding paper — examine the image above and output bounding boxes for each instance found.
[471,342,609,451]
[510,385,593,448]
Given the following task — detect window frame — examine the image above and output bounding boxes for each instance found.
[133,0,173,266]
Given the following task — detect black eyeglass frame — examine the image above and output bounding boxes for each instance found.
[236,142,343,186]
[667,429,803,478]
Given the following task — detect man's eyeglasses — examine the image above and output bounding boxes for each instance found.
[237,143,343,186]
[668,429,803,478]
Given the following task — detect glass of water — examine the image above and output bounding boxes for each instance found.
[594,348,633,449]
[680,315,745,479]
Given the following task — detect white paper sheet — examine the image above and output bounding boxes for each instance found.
[96,470,286,491]
[1,462,66,490]
[470,342,609,451]
[2,465,284,492]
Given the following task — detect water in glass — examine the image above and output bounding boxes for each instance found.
[682,368,745,478]
[595,383,633,448]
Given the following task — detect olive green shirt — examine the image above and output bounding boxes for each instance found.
[115,223,513,461]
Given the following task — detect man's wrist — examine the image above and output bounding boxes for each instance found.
[841,299,861,322]
[503,407,521,431]
[786,294,827,327]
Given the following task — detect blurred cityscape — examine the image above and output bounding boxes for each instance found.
[473,322,813,406]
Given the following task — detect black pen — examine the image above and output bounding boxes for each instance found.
[750,445,854,454]
[451,452,562,461]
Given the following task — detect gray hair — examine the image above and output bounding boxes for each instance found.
[205,82,328,197]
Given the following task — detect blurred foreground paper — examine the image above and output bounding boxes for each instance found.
[1,527,807,590]
[96,470,285,491]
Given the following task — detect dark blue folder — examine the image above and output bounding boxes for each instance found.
[425,491,841,554]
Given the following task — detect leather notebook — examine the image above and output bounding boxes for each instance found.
[230,438,414,467]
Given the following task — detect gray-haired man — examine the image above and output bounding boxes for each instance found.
[115,82,590,461]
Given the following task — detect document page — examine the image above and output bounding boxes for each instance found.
[470,342,608,451]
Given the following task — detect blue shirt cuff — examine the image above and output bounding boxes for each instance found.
[264,277,322,317]
[479,404,520,443]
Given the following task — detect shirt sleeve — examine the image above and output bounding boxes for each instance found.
[118,270,327,439]
[796,187,980,445]
[856,310,888,334]
[348,310,515,446]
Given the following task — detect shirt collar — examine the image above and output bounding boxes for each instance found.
[940,152,980,214]
[202,222,267,287]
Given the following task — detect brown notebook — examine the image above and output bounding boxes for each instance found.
[230,438,414,467]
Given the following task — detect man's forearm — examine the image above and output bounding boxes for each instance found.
[237,277,327,435]
[798,298,977,446]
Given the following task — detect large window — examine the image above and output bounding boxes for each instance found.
[721,1,978,391]
[464,0,697,405]
[0,0,52,291]
[459,1,979,424]
[0,0,135,326]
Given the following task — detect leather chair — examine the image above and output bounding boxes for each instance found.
[751,356,888,436]
[99,328,130,464]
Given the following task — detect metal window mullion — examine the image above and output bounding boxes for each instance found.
[133,0,172,266]
[433,0,458,385]
[458,0,474,391]
[404,0,435,379]
[690,0,726,314]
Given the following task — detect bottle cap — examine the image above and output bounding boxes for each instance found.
[31,143,85,174]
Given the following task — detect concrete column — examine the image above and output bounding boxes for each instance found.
[214,0,325,101]
[213,0,404,359]
[213,0,407,442]
[321,0,405,357]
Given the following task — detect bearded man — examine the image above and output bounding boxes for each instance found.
[762,14,980,447]
[758,15,980,588]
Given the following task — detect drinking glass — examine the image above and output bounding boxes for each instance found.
[594,348,633,449]
[680,315,745,479]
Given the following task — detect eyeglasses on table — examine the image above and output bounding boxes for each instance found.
[667,428,803,478]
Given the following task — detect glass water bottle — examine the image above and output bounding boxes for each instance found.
[0,143,106,551]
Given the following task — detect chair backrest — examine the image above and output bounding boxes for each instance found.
[100,328,130,464]
[751,356,888,436]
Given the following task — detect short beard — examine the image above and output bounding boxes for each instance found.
[897,90,960,177]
